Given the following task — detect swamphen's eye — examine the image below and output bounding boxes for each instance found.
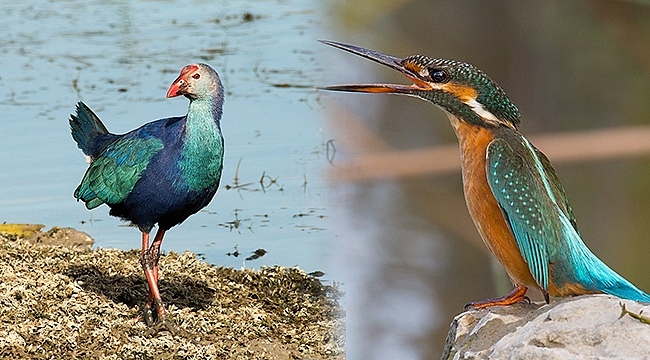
[192,73,200,79]
[430,69,448,83]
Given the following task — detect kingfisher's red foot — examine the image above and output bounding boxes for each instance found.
[464,285,529,310]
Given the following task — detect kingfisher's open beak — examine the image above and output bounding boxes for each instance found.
[318,40,431,94]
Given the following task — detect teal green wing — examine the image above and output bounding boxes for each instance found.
[74,136,164,209]
[532,146,579,233]
[486,137,567,294]
[488,137,650,303]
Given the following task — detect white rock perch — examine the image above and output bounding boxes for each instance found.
[442,295,650,360]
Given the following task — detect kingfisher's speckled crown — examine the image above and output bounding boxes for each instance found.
[400,54,521,128]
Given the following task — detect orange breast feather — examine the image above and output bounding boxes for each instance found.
[450,118,539,291]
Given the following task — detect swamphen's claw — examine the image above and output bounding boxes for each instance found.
[142,298,178,335]
[143,304,157,326]
[144,315,179,336]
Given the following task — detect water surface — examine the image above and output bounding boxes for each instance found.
[0,0,338,275]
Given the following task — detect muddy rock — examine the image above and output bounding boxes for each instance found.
[26,226,94,249]
[0,224,94,250]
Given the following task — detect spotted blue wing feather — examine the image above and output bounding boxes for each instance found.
[486,137,561,294]
[532,146,579,233]
[487,135,650,302]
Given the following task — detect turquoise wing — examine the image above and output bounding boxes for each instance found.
[74,136,164,209]
[487,136,650,302]
[486,137,567,293]
[532,146,579,233]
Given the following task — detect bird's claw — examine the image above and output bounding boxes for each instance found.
[143,304,157,326]
[158,317,180,334]
[464,295,534,310]
[463,286,530,310]
[142,300,178,335]
[144,316,180,336]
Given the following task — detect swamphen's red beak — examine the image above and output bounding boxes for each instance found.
[166,64,200,98]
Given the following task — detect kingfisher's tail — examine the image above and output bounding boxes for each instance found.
[569,239,650,303]
[596,270,650,303]
[554,222,650,303]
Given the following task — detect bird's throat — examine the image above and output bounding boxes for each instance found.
[178,99,224,192]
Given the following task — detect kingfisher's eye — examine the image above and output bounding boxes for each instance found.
[192,73,201,79]
[430,69,448,83]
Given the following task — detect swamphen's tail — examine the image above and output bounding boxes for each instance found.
[69,102,114,159]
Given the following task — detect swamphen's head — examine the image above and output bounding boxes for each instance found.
[167,63,222,101]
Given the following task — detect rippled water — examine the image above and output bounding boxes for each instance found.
[0,0,339,275]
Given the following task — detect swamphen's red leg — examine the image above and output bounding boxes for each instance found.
[140,228,177,332]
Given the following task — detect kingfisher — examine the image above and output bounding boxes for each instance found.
[320,40,650,308]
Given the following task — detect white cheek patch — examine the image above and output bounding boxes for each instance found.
[464,97,499,123]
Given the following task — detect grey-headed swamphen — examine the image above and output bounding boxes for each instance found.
[70,63,225,331]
